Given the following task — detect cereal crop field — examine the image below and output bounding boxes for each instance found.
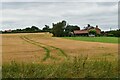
[1,33,119,78]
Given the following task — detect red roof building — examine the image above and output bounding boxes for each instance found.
[73,25,101,36]
[74,30,88,34]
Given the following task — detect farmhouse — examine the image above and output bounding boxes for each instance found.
[73,24,101,36]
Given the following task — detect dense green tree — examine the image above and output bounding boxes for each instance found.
[65,25,80,36]
[52,20,67,37]
[42,25,51,32]
[108,29,120,37]
[31,26,40,31]
[89,29,96,35]
[65,25,80,32]
[22,26,40,32]
[23,27,31,32]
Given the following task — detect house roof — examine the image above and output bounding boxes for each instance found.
[74,30,88,34]
[84,26,101,30]
[73,25,101,35]
[95,27,101,31]
[84,26,94,30]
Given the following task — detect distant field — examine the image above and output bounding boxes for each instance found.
[63,37,119,44]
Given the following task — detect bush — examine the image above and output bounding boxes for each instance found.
[89,29,96,35]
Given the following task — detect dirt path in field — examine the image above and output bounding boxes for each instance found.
[20,35,68,61]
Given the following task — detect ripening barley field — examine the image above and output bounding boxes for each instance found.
[1,33,119,78]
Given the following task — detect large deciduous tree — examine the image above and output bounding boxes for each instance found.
[52,20,66,37]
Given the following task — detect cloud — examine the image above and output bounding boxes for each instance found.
[1,0,119,2]
[1,2,118,31]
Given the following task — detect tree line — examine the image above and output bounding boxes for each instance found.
[2,26,41,33]
[1,20,120,37]
[101,29,120,37]
[1,20,80,37]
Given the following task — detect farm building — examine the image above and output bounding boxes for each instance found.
[73,24,101,36]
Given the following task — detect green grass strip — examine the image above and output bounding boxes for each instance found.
[63,37,119,44]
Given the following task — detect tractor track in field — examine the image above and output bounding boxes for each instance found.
[20,36,50,61]
[20,35,68,61]
[24,36,67,57]
[23,36,67,57]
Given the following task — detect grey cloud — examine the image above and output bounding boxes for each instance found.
[1,0,119,2]
[96,2,117,6]
[1,2,118,31]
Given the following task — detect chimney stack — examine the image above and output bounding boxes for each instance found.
[96,25,98,28]
[88,24,90,27]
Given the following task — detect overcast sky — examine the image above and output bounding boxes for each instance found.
[1,0,119,31]
[1,0,119,2]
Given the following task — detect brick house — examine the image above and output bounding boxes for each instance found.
[73,24,101,36]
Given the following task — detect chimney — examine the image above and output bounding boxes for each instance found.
[96,25,98,28]
[87,24,90,27]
